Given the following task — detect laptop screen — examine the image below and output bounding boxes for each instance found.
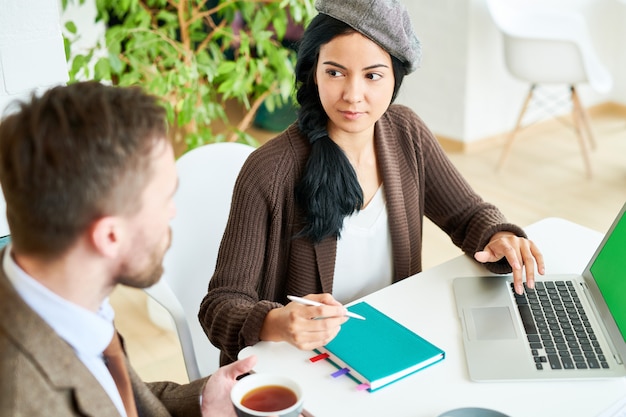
[590,211,626,342]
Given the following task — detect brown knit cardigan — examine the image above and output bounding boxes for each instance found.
[199,104,526,364]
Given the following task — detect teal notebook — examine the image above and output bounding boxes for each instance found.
[318,301,445,392]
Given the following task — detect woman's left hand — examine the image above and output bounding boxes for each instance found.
[474,231,545,295]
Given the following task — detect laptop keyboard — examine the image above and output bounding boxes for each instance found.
[511,280,610,371]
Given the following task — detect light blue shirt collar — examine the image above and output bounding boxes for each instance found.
[3,245,115,358]
[3,245,127,416]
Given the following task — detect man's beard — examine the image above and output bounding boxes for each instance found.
[116,228,172,289]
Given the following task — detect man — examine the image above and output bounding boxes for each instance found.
[0,81,256,417]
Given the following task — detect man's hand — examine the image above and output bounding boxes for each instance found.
[200,355,257,417]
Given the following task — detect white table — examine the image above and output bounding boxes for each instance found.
[239,218,626,417]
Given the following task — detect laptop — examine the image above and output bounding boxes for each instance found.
[453,203,626,381]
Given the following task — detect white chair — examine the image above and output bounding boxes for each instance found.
[0,185,9,237]
[0,187,10,250]
[487,0,613,178]
[145,142,255,381]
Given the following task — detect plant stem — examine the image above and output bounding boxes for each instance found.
[228,88,273,142]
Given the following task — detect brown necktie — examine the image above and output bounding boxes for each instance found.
[103,332,139,417]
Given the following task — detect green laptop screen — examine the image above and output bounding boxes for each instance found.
[590,211,626,342]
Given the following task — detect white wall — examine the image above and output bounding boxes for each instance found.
[396,0,471,141]
[606,1,626,102]
[0,0,68,117]
[0,0,69,236]
[398,0,624,144]
[463,0,527,143]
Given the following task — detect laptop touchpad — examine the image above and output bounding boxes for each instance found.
[468,307,517,340]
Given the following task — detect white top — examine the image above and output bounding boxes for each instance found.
[3,246,126,417]
[333,185,393,304]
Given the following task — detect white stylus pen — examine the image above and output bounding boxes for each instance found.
[287,295,366,320]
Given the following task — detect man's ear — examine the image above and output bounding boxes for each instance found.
[90,216,124,259]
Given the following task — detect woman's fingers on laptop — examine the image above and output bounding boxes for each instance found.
[477,233,545,294]
[517,238,545,292]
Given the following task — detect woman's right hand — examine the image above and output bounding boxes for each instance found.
[259,293,348,350]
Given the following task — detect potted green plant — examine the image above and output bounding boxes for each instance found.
[61,0,316,152]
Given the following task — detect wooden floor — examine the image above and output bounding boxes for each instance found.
[111,104,626,384]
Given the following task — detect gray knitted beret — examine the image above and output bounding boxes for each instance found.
[315,0,422,74]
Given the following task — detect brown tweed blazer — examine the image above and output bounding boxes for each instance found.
[0,260,207,417]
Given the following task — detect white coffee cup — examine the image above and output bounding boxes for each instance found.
[230,373,304,417]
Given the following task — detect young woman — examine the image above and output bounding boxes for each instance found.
[200,0,544,365]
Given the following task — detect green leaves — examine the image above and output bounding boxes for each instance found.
[62,0,316,152]
[64,21,78,35]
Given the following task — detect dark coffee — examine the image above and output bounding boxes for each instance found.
[241,384,298,412]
